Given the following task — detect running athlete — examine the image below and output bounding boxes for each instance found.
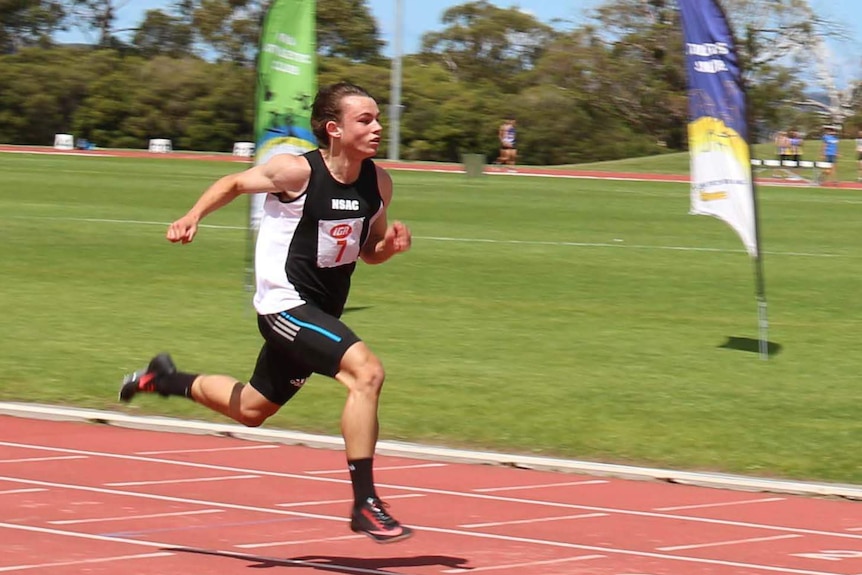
[855,129,862,181]
[497,118,517,168]
[119,82,413,543]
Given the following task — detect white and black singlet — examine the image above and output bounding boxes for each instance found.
[253,150,384,319]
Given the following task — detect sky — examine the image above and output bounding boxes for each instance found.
[55,0,862,87]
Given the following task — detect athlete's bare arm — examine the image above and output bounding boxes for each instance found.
[360,166,411,264]
[167,154,311,244]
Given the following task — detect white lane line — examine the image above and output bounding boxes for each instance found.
[136,445,280,455]
[474,480,608,493]
[419,235,843,258]
[3,215,845,258]
[3,441,862,542]
[0,479,850,575]
[0,521,169,548]
[0,522,396,575]
[0,456,87,464]
[441,554,605,573]
[657,534,802,552]
[0,552,174,572]
[0,488,47,495]
[235,534,363,549]
[105,474,260,487]
[48,509,225,525]
[306,463,447,475]
[461,512,608,529]
[276,493,424,508]
[655,497,786,511]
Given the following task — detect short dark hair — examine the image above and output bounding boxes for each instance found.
[311,82,375,148]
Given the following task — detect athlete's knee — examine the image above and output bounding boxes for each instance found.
[355,356,385,397]
[340,345,385,397]
[231,382,278,427]
[236,408,269,427]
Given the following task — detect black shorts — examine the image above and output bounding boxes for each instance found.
[250,304,361,405]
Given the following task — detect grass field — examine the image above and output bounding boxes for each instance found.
[571,139,861,182]
[1,152,861,485]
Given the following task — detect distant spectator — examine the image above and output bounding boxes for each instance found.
[820,126,840,185]
[775,131,790,163]
[856,129,862,181]
[789,130,803,165]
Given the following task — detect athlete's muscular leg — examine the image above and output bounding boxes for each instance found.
[334,342,384,459]
[190,376,280,427]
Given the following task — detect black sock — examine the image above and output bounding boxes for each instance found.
[348,458,377,508]
[159,372,198,398]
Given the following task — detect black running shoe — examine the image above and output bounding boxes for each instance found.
[118,353,176,402]
[350,497,413,543]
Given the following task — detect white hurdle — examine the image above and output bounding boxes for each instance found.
[148,138,173,153]
[53,134,74,150]
[233,142,255,157]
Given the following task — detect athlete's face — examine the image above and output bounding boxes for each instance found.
[332,95,382,157]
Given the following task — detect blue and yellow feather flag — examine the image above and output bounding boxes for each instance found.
[679,0,758,257]
[679,0,769,356]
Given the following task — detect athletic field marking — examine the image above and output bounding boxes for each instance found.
[0,552,175,572]
[3,442,862,542]
[0,488,46,495]
[0,522,393,575]
[0,521,168,549]
[306,462,447,475]
[460,512,608,528]
[105,474,260,487]
[441,554,606,573]
[0,475,851,575]
[0,455,87,464]
[655,497,786,511]
[48,509,224,525]
[235,534,363,548]
[657,533,802,551]
[135,445,279,455]
[4,215,846,258]
[420,235,843,258]
[276,493,424,508]
[473,479,608,492]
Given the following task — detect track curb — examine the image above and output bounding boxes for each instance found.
[1,401,860,500]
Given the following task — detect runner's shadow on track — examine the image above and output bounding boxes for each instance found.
[168,547,472,572]
[718,336,782,357]
[292,554,472,572]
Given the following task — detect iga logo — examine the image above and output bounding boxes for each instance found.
[330,223,352,239]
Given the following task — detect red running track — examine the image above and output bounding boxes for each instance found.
[2,415,862,575]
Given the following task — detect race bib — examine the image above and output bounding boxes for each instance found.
[317,217,364,268]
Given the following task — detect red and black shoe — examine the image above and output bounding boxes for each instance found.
[118,353,176,402]
[350,497,413,544]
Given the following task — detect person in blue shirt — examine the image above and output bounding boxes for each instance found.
[821,126,840,185]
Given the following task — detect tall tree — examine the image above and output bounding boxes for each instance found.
[585,1,688,146]
[132,9,194,58]
[190,0,264,65]
[0,0,65,54]
[316,0,383,62]
[419,0,555,92]
[61,0,135,47]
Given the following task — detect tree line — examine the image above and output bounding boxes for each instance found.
[1,0,860,165]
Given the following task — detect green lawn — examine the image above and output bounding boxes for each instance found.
[1,153,861,484]
[564,139,860,182]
